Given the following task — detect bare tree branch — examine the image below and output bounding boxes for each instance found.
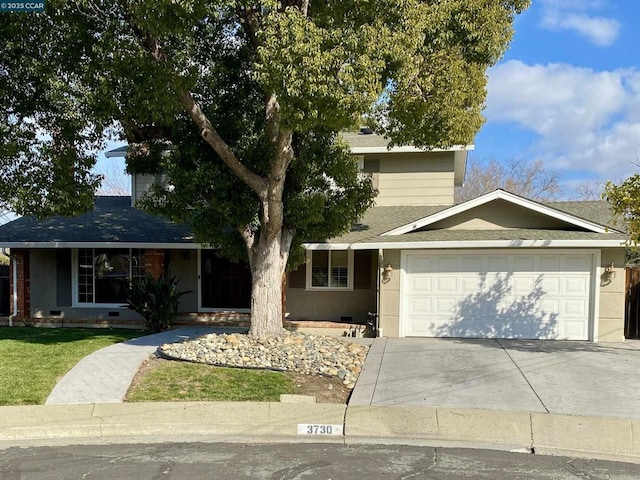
[455,157,561,203]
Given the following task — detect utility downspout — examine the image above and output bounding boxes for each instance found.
[9,255,17,327]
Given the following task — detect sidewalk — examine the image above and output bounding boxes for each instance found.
[46,327,244,404]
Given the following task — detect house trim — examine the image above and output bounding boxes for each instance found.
[1,242,198,249]
[350,239,625,250]
[382,190,617,236]
[349,144,475,155]
[303,243,351,250]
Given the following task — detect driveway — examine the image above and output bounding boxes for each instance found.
[350,337,640,419]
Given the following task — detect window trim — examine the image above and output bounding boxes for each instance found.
[71,248,145,308]
[305,249,354,291]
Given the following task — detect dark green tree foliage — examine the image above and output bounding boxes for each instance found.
[1,0,529,337]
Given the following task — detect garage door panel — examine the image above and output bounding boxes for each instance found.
[513,256,535,272]
[409,275,432,294]
[562,320,587,339]
[564,277,589,295]
[563,298,589,317]
[409,297,432,315]
[435,277,458,294]
[434,297,458,315]
[538,256,561,271]
[565,255,591,272]
[540,276,561,295]
[434,256,457,272]
[513,276,535,294]
[403,252,592,340]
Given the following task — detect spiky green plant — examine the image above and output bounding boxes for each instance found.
[127,275,190,332]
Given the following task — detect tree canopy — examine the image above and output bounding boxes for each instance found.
[604,175,640,245]
[1,0,530,337]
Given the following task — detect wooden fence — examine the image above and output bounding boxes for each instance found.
[625,267,640,339]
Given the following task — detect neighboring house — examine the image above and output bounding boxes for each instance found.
[0,130,628,341]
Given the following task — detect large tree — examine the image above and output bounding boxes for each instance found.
[1,0,529,338]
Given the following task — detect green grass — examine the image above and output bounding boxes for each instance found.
[0,327,142,405]
[126,361,295,402]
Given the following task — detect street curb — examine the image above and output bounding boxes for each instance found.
[1,403,639,464]
[0,403,346,446]
[345,405,640,464]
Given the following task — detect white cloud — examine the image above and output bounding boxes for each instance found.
[539,0,621,46]
[485,60,640,182]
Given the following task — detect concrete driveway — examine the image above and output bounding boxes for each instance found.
[350,337,640,419]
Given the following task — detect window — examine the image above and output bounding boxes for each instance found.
[75,248,145,305]
[307,250,353,289]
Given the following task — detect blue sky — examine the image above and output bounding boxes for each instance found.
[477,0,640,197]
[95,0,640,199]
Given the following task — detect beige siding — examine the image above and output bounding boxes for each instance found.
[428,200,571,230]
[598,248,626,342]
[379,249,401,337]
[369,152,456,206]
[286,289,376,324]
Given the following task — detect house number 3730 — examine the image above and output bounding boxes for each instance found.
[297,424,343,436]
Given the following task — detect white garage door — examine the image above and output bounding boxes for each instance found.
[402,251,593,340]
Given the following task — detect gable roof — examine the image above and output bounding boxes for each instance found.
[303,191,626,249]
[381,190,620,236]
[0,196,195,248]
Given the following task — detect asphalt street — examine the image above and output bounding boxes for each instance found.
[1,442,638,479]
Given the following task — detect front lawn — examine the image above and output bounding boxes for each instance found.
[126,360,295,402]
[0,327,142,405]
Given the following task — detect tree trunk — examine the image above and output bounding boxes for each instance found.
[247,229,293,338]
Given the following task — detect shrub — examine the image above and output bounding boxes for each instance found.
[126,274,190,332]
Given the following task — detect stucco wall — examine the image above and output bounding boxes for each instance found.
[379,249,401,337]
[428,200,570,230]
[598,248,626,342]
[167,250,199,312]
[286,289,376,324]
[29,249,57,318]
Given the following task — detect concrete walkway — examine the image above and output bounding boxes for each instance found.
[350,337,640,419]
[45,327,245,404]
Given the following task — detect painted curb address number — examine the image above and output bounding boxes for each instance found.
[297,424,343,436]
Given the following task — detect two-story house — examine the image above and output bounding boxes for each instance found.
[0,130,628,341]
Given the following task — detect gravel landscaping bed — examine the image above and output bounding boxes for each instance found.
[159,331,370,388]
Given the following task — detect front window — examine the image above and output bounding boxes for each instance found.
[76,248,145,304]
[308,250,352,289]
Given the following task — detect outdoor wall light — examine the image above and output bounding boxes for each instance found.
[382,264,394,282]
[604,262,616,279]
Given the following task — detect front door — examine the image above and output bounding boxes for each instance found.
[201,250,252,309]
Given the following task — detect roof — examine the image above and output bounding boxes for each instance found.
[313,191,626,248]
[0,196,194,247]
[0,192,625,250]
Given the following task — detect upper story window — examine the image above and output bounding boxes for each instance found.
[306,250,353,290]
[76,248,145,305]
